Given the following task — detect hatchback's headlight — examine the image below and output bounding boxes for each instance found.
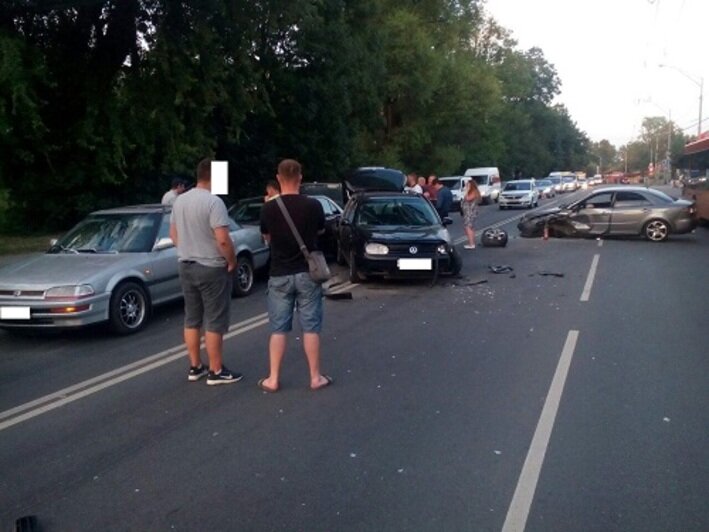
[365,242,389,255]
[45,284,95,299]
[436,244,448,254]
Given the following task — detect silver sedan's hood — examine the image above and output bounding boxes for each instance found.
[0,253,147,290]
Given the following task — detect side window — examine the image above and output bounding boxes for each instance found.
[613,191,652,207]
[157,214,171,240]
[317,197,334,215]
[579,192,613,209]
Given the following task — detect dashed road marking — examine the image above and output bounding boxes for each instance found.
[580,254,600,302]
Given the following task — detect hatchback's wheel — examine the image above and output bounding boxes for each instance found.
[109,281,149,334]
[232,255,254,297]
[644,219,669,242]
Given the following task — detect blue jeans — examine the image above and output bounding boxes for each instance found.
[267,273,323,333]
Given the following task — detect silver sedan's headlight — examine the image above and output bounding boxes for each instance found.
[365,242,389,255]
[45,285,95,299]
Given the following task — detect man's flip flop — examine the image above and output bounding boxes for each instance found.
[310,375,334,391]
[257,378,278,393]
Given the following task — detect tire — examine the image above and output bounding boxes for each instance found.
[643,219,670,242]
[232,255,254,297]
[448,248,463,276]
[499,205,506,210]
[481,228,509,247]
[348,250,364,283]
[109,281,149,334]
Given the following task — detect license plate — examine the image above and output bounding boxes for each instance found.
[398,258,432,270]
[0,306,31,320]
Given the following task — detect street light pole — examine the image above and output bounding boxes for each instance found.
[659,64,704,135]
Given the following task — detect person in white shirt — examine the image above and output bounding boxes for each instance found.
[404,172,423,194]
[161,178,187,205]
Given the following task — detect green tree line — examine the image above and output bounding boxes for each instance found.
[1,0,592,232]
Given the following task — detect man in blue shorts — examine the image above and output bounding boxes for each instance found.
[258,159,332,392]
[170,158,242,385]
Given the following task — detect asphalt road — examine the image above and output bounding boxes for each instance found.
[1,188,707,531]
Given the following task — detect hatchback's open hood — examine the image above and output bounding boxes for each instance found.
[343,167,406,194]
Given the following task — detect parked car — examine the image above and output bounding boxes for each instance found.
[437,176,468,213]
[228,196,263,225]
[300,182,345,208]
[535,179,556,198]
[561,176,579,192]
[462,167,502,204]
[337,167,462,282]
[517,186,698,241]
[548,175,564,193]
[0,204,269,334]
[499,179,540,209]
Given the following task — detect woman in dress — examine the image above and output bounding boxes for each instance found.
[461,180,482,249]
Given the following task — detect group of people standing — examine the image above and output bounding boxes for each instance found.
[405,171,482,249]
[168,158,331,392]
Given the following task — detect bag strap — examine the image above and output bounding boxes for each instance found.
[275,195,311,259]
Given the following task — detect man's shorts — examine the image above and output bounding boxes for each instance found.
[267,272,323,333]
[179,262,231,334]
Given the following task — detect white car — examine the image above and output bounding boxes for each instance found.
[499,180,540,209]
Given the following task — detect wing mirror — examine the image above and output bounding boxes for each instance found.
[153,237,175,251]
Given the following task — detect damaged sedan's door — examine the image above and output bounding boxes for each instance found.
[568,191,614,235]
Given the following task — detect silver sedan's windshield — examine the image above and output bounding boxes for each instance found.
[50,213,161,253]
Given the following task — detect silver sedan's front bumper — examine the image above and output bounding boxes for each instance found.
[0,293,110,328]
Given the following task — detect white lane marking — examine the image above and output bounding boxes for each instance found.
[597,239,604,247]
[0,281,357,431]
[580,254,600,302]
[502,330,580,532]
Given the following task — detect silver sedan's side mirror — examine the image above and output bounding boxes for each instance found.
[153,237,175,251]
[49,238,58,246]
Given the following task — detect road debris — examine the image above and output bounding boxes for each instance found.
[537,271,565,277]
[489,265,514,274]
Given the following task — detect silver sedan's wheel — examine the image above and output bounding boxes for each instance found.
[109,282,149,334]
[232,256,254,297]
[644,219,669,242]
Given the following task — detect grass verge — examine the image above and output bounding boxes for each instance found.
[0,234,59,256]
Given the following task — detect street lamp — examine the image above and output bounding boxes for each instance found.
[659,63,703,136]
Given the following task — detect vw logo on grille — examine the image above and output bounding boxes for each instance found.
[13,290,21,297]
[409,246,418,255]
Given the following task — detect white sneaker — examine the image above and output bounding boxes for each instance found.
[463,244,476,249]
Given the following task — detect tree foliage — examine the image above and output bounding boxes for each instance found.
[0,0,592,232]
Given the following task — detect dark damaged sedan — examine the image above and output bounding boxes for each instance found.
[517,186,697,241]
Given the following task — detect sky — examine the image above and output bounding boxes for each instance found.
[484,0,708,147]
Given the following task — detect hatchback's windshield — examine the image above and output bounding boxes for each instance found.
[503,182,532,191]
[50,213,161,253]
[356,197,439,226]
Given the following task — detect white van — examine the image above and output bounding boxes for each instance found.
[463,167,502,204]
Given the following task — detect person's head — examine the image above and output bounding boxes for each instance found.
[196,158,212,184]
[427,174,437,185]
[171,177,187,194]
[432,177,442,188]
[407,172,418,186]
[466,179,480,195]
[417,176,426,186]
[265,179,280,197]
[277,159,302,191]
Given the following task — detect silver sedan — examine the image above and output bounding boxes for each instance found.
[0,204,269,334]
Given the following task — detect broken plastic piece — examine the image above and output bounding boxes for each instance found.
[537,271,564,277]
[489,265,514,274]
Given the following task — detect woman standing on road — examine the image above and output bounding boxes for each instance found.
[461,180,482,249]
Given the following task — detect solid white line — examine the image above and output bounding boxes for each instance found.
[502,330,580,532]
[0,281,358,431]
[580,254,600,302]
[0,317,269,432]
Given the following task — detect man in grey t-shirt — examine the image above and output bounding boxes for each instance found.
[170,159,242,386]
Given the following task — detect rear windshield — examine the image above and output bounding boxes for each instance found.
[439,179,462,190]
[644,188,674,204]
[356,197,439,226]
